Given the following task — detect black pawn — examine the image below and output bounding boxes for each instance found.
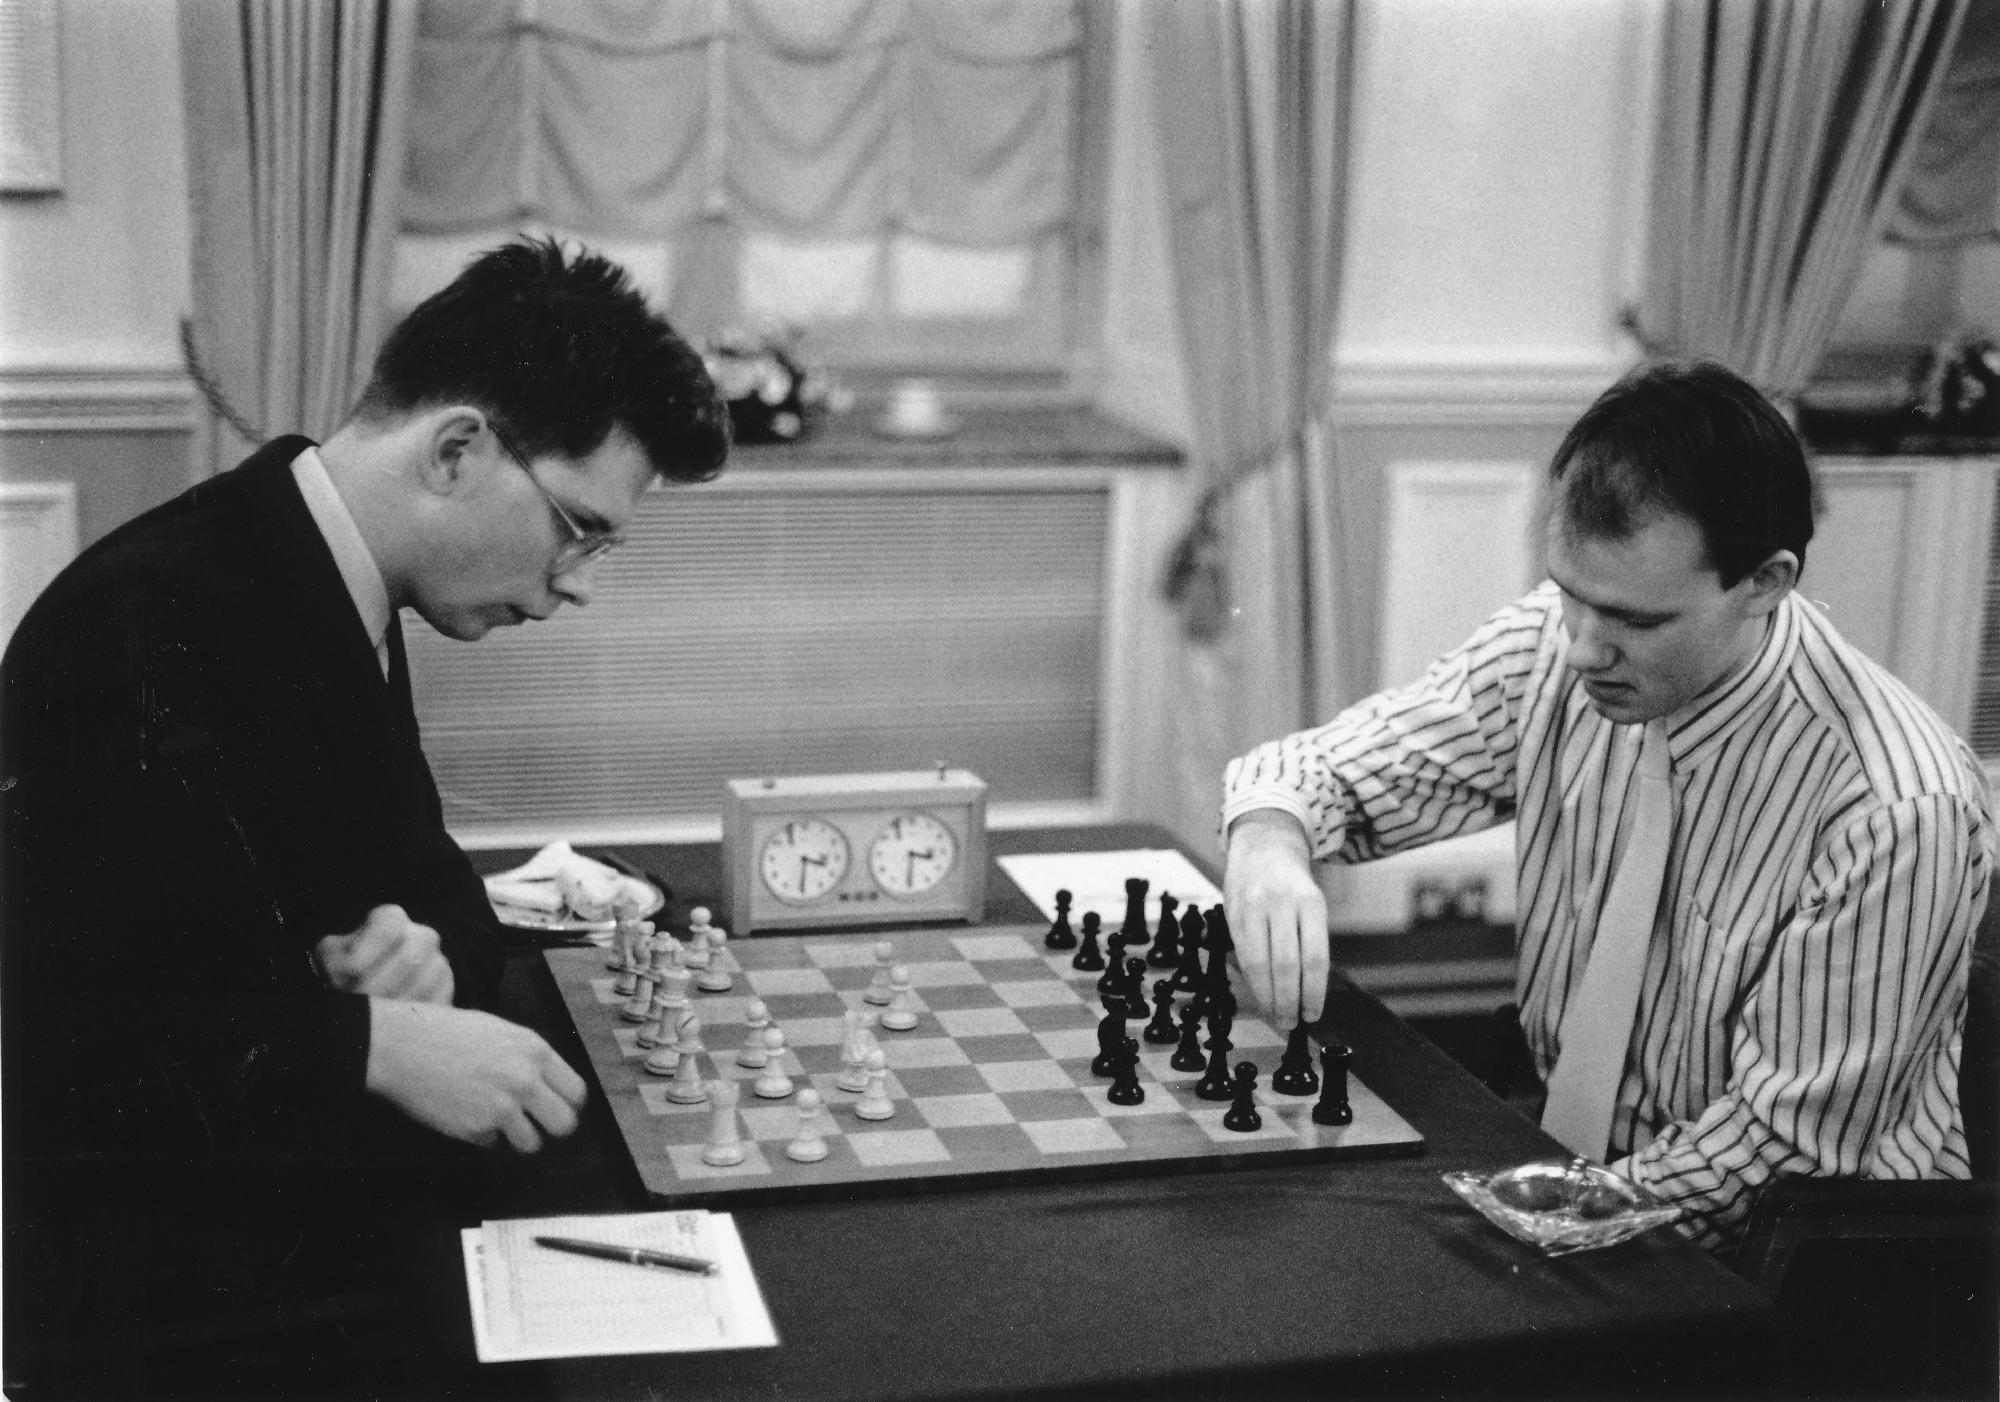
[1106,1039,1145,1105]
[1311,1042,1354,1126]
[1205,904,1235,959]
[1170,1003,1207,1072]
[1222,1061,1263,1132]
[1172,905,1206,992]
[1045,889,1077,949]
[1272,1024,1320,1096]
[1116,957,1149,1020]
[1142,979,1179,1044]
[1071,911,1105,971]
[1091,1002,1128,1077]
[1096,935,1128,997]
[1195,1038,1235,1101]
[1148,893,1182,967]
[1121,876,1152,946]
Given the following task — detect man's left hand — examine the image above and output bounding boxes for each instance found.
[317,904,455,1005]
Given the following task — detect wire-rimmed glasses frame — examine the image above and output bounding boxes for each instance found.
[488,421,625,572]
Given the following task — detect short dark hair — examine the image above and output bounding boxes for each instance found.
[1550,360,1815,588]
[352,238,730,484]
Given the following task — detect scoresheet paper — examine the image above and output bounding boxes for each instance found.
[462,1210,777,1362]
[998,848,1224,927]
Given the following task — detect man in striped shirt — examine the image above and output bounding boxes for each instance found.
[1223,361,1994,1250]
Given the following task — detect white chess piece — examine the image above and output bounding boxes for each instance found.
[656,961,694,1016]
[863,940,896,1005]
[620,972,656,1022]
[665,1015,710,1103]
[786,1087,830,1162]
[701,1080,747,1167]
[752,1027,794,1099]
[879,965,920,1031]
[695,922,734,993]
[635,992,675,1050]
[854,1048,895,1120]
[682,908,715,969]
[737,999,772,1068]
[836,1006,874,1092]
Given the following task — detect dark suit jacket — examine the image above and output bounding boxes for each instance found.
[1,438,505,1378]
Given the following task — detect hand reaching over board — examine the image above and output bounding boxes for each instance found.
[317,903,455,1005]
[365,999,588,1152]
[1223,809,1331,1029]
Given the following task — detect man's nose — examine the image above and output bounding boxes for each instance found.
[1565,616,1616,673]
[550,566,595,608]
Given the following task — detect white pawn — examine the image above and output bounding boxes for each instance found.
[645,1009,698,1076]
[656,960,694,1016]
[701,1080,747,1167]
[635,992,675,1049]
[695,923,734,993]
[620,972,656,1023]
[879,965,920,1031]
[737,999,772,1068]
[854,1048,895,1120]
[863,940,896,1005]
[681,908,715,969]
[836,1006,876,1092]
[786,1087,830,1162]
[752,1027,794,1099]
[664,1016,710,1103]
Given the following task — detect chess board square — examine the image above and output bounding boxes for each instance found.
[904,960,983,989]
[888,1064,990,1098]
[848,1129,950,1168]
[950,932,1043,962]
[775,1014,851,1048]
[976,1059,1075,1094]
[682,994,754,1024]
[918,983,1003,1013]
[666,1141,774,1180]
[801,940,887,969]
[742,1103,843,1141]
[931,1122,1035,1159]
[589,976,624,1005]
[952,1032,1047,1065]
[988,980,1082,1009]
[712,1046,803,1079]
[807,1068,906,1102]
[744,967,836,998]
[1189,1104,1297,1143]
[1033,1028,1101,1062]
[1229,1020,1286,1050]
[931,1006,1030,1039]
[876,1036,969,1070]
[997,1088,1094,1122]
[638,1083,720,1117]
[913,1092,1013,1129]
[1012,1003,1092,1034]
[1043,953,1100,980]
[1022,1118,1125,1154]
[1077,1082,1179,1118]
[728,939,815,970]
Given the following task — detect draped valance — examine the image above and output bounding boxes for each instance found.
[403,0,1080,244]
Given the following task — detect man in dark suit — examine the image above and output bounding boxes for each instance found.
[1,239,731,1397]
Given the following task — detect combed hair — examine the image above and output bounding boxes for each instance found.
[352,238,730,483]
[1550,359,1815,588]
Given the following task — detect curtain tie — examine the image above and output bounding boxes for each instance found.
[1541,719,1673,1161]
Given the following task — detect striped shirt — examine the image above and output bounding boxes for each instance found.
[1223,582,1994,1248]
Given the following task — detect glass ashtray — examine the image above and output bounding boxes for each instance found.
[1443,1158,1682,1256]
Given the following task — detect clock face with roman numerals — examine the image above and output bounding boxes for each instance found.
[868,811,959,897]
[758,817,851,903]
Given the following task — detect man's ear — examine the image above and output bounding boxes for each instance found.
[418,407,487,496]
[1735,549,1799,617]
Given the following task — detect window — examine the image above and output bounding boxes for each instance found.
[395,0,1108,375]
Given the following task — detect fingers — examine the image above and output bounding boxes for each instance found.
[325,906,450,1002]
[498,1107,543,1155]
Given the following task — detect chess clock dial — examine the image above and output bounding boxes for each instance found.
[869,812,958,897]
[721,769,988,932]
[758,818,851,903]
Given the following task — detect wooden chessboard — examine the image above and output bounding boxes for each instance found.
[545,924,1425,1206]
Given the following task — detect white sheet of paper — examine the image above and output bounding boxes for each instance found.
[997,848,1224,927]
[463,1210,777,1362]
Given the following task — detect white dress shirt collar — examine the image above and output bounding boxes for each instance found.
[288,444,394,677]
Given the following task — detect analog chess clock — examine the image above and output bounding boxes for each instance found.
[721,768,988,932]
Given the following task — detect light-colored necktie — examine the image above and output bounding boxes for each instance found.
[1541,719,1673,1161]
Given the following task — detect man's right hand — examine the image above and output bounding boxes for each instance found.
[364,998,588,1152]
[1224,808,1330,1031]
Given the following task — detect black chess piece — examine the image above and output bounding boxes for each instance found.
[1172,905,1206,992]
[1115,956,1148,1020]
[1142,979,1179,1043]
[1148,893,1181,967]
[1311,1041,1354,1126]
[1170,1003,1207,1072]
[1071,911,1105,971]
[1106,1039,1145,1105]
[1096,935,1128,997]
[1205,903,1234,958]
[1044,888,1077,949]
[1272,1024,1320,1096]
[1195,1039,1235,1101]
[1121,876,1152,946]
[1091,1003,1129,1077]
[1222,1061,1263,1132]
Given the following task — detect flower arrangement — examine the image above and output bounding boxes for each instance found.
[1911,330,2000,436]
[700,327,849,444]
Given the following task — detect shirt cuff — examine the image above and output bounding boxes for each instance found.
[1220,787,1319,845]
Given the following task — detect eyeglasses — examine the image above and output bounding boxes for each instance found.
[489,422,625,571]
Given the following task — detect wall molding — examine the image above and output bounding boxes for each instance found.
[1327,351,1631,428]
[0,366,196,432]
